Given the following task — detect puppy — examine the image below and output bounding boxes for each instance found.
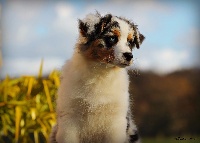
[49,12,145,143]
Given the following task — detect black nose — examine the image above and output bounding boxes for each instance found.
[123,52,133,61]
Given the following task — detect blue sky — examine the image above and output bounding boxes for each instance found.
[0,0,200,78]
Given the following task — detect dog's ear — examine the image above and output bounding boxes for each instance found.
[134,32,145,49]
[78,19,88,37]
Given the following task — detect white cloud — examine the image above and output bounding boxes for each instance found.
[0,58,64,78]
[55,2,74,19]
[15,25,31,45]
[6,1,42,20]
[53,2,78,35]
[177,27,200,48]
[3,1,44,49]
[134,47,191,74]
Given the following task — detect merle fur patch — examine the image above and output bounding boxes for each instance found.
[79,14,145,50]
[79,14,121,46]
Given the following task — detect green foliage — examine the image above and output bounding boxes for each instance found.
[0,64,60,143]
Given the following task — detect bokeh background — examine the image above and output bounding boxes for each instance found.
[0,0,200,143]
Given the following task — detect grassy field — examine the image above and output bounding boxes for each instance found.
[0,62,59,143]
[142,137,200,143]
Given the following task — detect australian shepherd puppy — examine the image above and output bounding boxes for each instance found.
[50,12,145,143]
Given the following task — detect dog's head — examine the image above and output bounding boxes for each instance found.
[78,12,145,68]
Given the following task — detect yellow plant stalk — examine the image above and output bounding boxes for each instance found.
[15,106,22,142]
[43,80,54,112]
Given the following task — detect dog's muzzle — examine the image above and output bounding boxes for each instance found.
[123,52,133,61]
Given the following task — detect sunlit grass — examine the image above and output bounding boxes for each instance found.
[0,62,59,143]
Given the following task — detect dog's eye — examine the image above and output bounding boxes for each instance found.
[108,36,117,43]
[127,39,135,49]
[105,36,118,47]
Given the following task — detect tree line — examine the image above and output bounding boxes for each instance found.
[128,68,200,137]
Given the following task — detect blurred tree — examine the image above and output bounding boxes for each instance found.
[128,69,200,137]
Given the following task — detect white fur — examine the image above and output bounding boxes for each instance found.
[112,17,134,66]
[82,13,101,34]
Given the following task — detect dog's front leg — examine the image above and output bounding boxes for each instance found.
[106,117,127,143]
[126,109,140,143]
[56,118,79,143]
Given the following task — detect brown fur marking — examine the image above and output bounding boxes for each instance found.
[112,29,121,37]
[80,39,115,64]
[127,33,133,41]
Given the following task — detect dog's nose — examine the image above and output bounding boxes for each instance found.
[123,52,133,61]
